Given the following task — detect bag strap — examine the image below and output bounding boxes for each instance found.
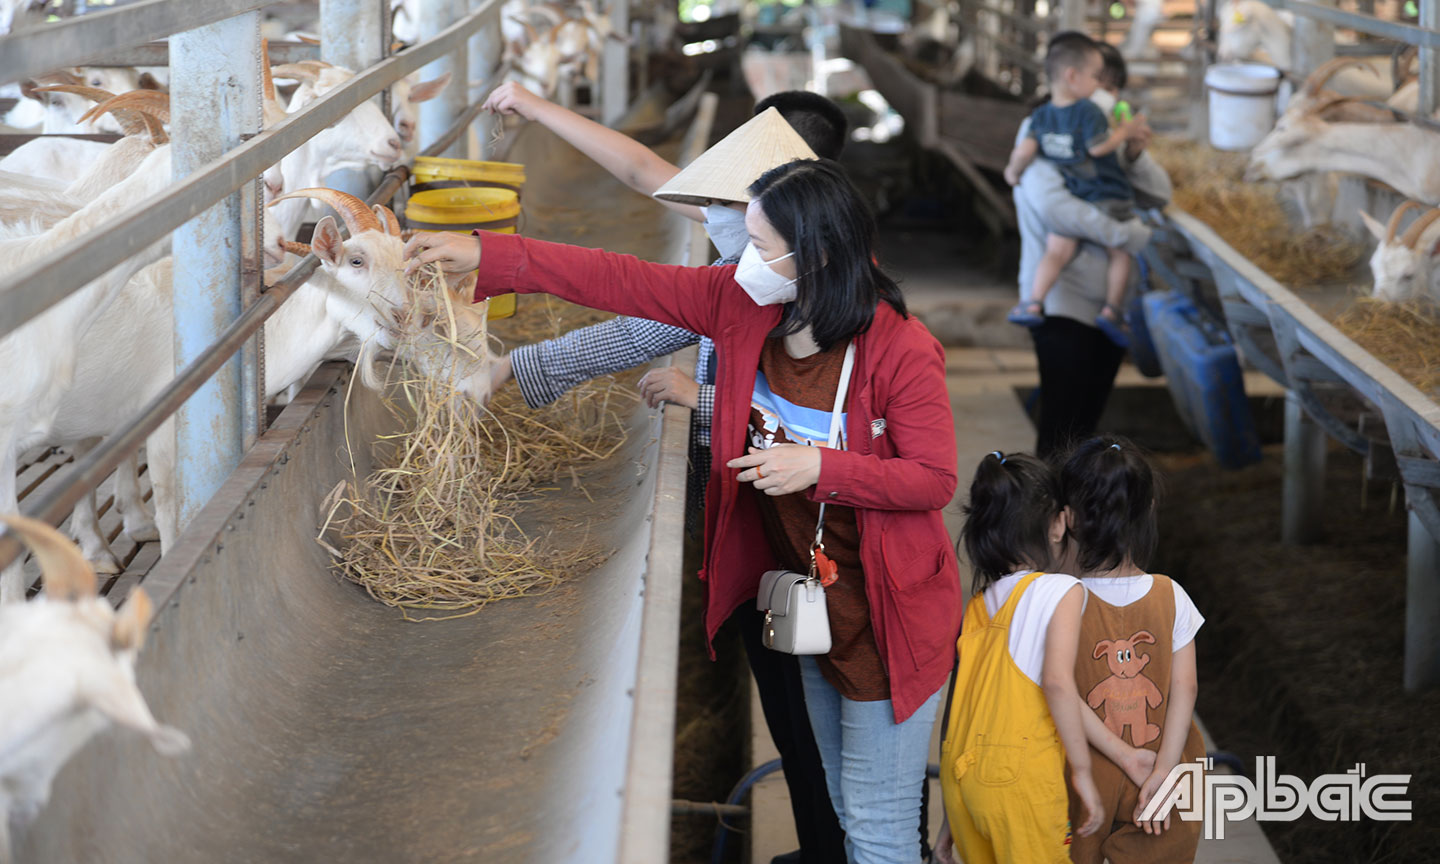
[811,342,857,560]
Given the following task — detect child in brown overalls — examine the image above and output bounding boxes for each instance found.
[1058,437,1207,863]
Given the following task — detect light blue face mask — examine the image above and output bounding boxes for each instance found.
[703,204,749,263]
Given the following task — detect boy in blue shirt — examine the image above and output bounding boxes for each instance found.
[1004,36,1147,347]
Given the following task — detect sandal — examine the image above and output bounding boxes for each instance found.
[1007,301,1045,328]
[1095,304,1131,349]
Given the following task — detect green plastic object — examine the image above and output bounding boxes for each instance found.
[1114,100,1134,123]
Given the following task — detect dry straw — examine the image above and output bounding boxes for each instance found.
[1150,137,1366,286]
[1331,294,1440,394]
[318,266,638,620]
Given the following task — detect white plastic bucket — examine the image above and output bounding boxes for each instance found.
[1205,63,1281,151]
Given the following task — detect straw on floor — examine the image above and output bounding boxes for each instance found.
[318,267,637,620]
[1331,294,1440,394]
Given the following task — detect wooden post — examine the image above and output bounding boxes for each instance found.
[1406,509,1440,690]
[1282,392,1327,545]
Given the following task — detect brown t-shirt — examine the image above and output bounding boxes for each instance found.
[748,336,889,702]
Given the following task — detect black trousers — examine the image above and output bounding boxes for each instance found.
[1031,316,1126,459]
[735,604,849,864]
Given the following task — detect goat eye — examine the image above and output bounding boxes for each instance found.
[349,257,364,268]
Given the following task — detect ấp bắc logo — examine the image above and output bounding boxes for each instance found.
[1137,756,1411,840]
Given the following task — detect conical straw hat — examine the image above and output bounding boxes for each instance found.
[654,107,819,206]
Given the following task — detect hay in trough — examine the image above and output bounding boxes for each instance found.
[1331,294,1440,394]
[318,267,637,620]
[1149,137,1367,287]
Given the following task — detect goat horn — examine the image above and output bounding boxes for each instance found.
[1400,207,1440,249]
[281,239,312,257]
[79,90,171,126]
[32,83,116,104]
[1303,57,1379,98]
[295,34,321,45]
[270,63,321,83]
[261,39,277,104]
[269,188,382,236]
[0,514,96,602]
[1386,201,1423,244]
[373,204,402,236]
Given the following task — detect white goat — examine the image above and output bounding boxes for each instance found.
[1216,1,1395,101]
[391,71,453,160]
[1358,201,1440,303]
[1246,94,1440,206]
[269,62,406,241]
[0,515,188,864]
[47,190,493,559]
[0,143,174,603]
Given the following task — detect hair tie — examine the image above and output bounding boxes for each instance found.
[990,450,1006,464]
[1110,443,1122,451]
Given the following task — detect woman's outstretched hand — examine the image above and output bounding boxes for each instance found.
[728,445,821,496]
[404,231,482,276]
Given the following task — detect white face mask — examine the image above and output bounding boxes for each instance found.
[1090,88,1117,117]
[703,204,749,262]
[734,242,797,306]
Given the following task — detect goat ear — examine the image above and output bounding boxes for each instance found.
[112,587,152,652]
[136,72,163,91]
[408,72,452,104]
[1093,640,1114,660]
[311,217,345,267]
[1359,209,1386,241]
[19,78,42,101]
[1130,629,1157,645]
[1429,236,1440,258]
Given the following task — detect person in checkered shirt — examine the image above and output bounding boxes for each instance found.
[479,83,858,864]
[481,83,849,533]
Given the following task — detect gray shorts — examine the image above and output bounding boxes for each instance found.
[1092,198,1136,222]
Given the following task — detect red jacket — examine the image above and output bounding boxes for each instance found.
[475,232,962,722]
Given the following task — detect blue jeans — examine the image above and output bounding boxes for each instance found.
[799,656,942,864]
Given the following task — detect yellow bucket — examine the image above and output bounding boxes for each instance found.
[412,156,526,196]
[407,187,521,318]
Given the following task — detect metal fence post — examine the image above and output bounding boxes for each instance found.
[420,0,469,158]
[170,12,263,528]
[1291,0,1336,80]
[322,0,390,203]
[602,0,630,126]
[1407,509,1440,690]
[1281,391,1327,544]
[470,0,501,157]
[1422,0,1440,115]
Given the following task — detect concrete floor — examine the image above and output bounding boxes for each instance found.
[748,346,1284,864]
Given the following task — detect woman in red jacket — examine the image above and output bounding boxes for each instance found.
[407,159,961,863]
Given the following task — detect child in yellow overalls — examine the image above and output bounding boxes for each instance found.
[936,451,1104,864]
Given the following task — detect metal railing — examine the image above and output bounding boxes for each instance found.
[0,0,509,571]
[1274,0,1440,113]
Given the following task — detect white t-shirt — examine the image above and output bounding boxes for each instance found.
[1079,574,1205,652]
[982,571,1086,686]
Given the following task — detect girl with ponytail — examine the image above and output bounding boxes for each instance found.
[1058,437,1206,863]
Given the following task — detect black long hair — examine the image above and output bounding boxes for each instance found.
[1058,436,1161,574]
[747,159,906,351]
[960,451,1063,592]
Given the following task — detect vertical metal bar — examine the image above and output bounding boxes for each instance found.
[602,0,630,126]
[322,0,387,71]
[1281,392,1327,545]
[322,0,389,202]
[1060,0,1086,34]
[469,0,501,158]
[1406,508,1440,690]
[170,12,263,529]
[420,0,468,158]
[1291,0,1336,80]
[1422,0,1439,116]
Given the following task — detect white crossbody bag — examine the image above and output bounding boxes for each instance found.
[756,342,856,655]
